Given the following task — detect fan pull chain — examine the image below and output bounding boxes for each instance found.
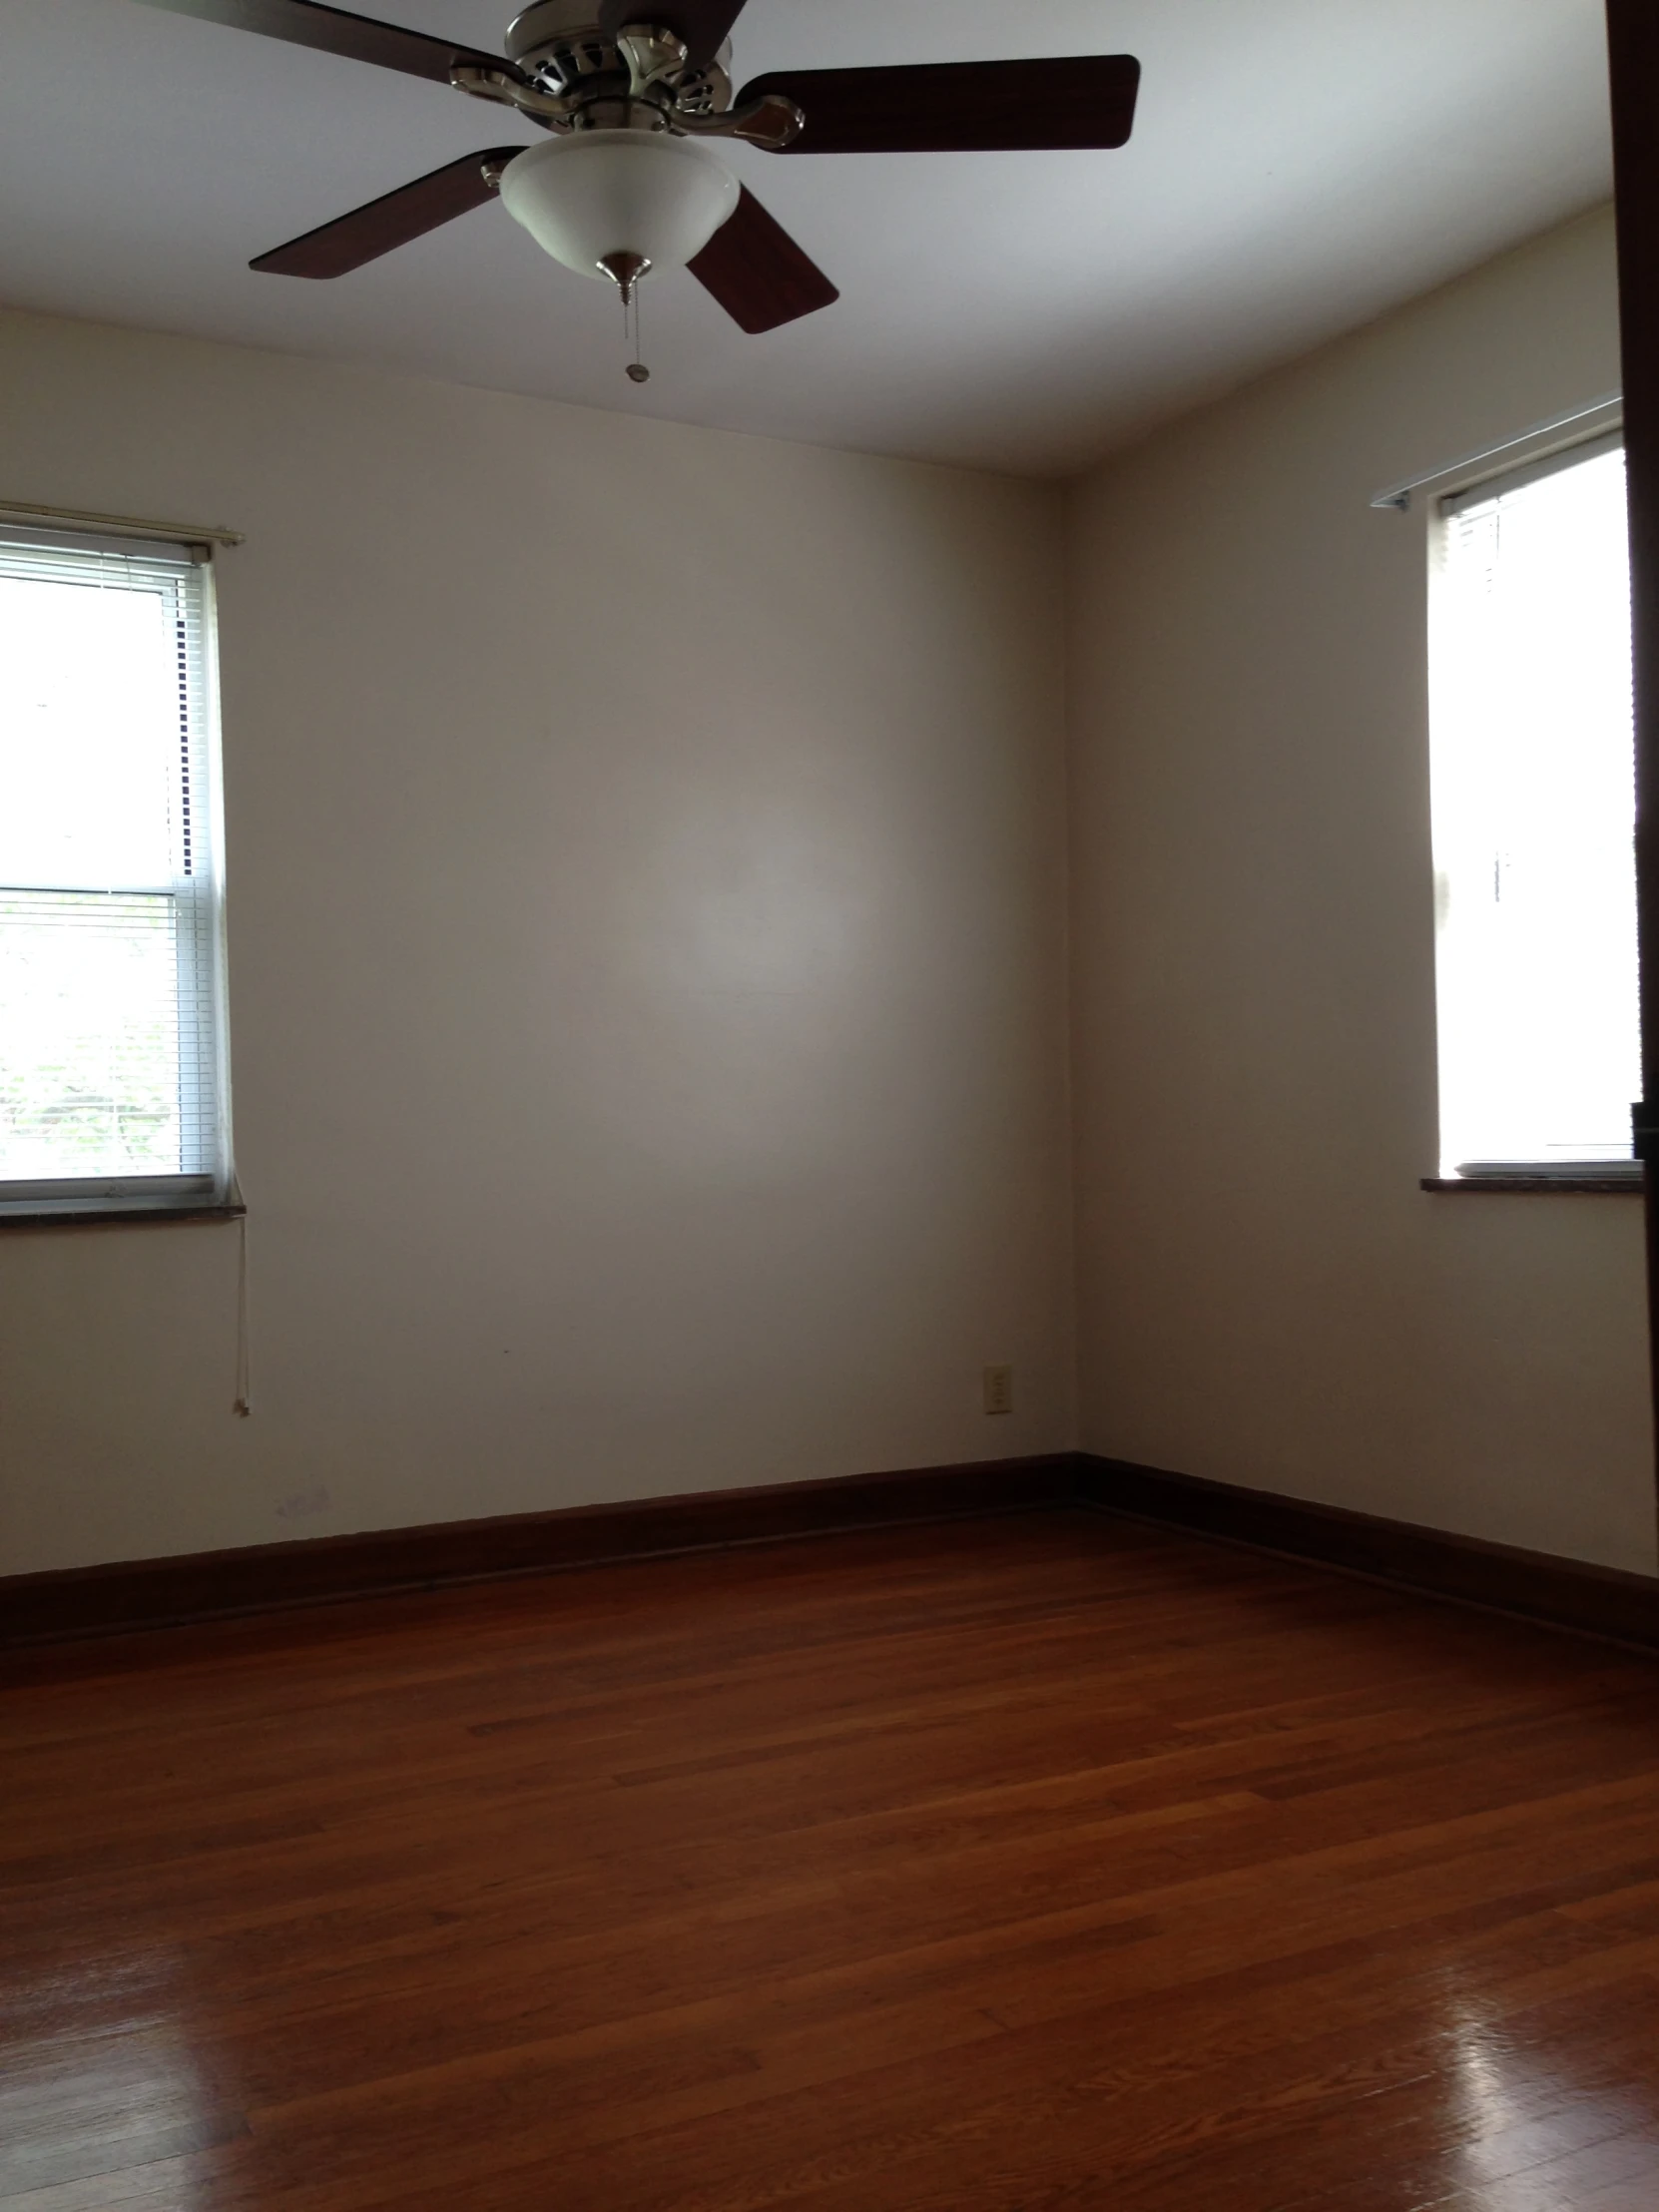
[627,279,650,384]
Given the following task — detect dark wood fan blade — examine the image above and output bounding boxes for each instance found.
[131,0,506,87]
[251,147,526,276]
[598,0,750,72]
[687,186,837,334]
[738,54,1141,154]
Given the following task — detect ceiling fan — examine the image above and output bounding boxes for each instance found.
[132,0,1141,353]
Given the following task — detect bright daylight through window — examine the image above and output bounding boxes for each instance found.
[0,526,231,1215]
[1428,432,1639,1179]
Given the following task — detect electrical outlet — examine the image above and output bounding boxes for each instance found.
[982,1365,1013,1416]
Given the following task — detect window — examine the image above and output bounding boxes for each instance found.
[0,525,232,1216]
[1427,431,1639,1178]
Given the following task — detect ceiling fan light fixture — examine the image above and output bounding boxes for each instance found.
[499,131,740,285]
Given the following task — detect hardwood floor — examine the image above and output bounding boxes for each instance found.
[3,1509,1659,2210]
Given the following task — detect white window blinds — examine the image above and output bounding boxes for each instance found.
[1428,433,1639,1173]
[0,525,232,1210]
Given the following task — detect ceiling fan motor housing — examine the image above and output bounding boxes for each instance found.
[505,1,732,114]
[505,1,610,71]
[499,131,741,280]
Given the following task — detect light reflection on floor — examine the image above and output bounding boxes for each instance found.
[0,2004,219,2205]
[1443,1991,1659,2209]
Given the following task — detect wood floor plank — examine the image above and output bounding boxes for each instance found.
[4,1511,1659,2210]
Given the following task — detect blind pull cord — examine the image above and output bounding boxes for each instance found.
[235,1211,253,1417]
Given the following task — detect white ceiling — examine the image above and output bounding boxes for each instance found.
[0,0,1614,476]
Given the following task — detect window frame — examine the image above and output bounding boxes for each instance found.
[1422,415,1643,1194]
[0,520,237,1223]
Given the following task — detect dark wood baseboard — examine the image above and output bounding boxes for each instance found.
[1077,1454,1659,1655]
[9,1447,1656,1659]
[0,1454,1079,1649]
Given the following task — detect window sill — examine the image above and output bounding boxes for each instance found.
[1420,1175,1642,1196]
[0,1203,247,1231]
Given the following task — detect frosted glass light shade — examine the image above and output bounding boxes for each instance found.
[500,132,740,279]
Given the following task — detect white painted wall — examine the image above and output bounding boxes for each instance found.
[1068,207,1659,1575]
[0,308,1074,1575]
[6,202,1655,1587]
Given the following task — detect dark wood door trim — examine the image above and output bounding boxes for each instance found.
[1606,2,1659,1513]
